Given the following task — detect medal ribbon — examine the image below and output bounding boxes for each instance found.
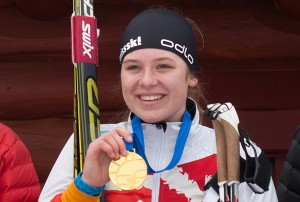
[130,109,192,174]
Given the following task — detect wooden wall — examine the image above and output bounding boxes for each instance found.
[1,0,300,188]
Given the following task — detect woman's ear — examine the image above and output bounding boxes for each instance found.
[188,77,198,87]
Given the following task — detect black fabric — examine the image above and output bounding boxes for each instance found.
[278,162,300,194]
[186,97,196,120]
[286,140,300,170]
[203,173,218,193]
[239,127,271,193]
[277,183,300,202]
[205,154,271,194]
[277,125,300,202]
[154,122,167,132]
[119,8,198,72]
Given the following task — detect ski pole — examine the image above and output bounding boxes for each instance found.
[218,104,240,202]
[205,103,240,202]
[222,119,240,202]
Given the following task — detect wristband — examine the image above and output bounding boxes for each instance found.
[74,172,105,196]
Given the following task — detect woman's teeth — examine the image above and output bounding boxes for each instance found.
[140,95,162,101]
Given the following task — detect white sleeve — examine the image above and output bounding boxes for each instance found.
[38,134,74,202]
[239,178,278,202]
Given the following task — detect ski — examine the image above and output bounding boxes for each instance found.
[71,0,100,178]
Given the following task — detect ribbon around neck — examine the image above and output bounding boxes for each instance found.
[129,109,192,174]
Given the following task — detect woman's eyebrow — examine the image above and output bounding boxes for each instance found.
[123,57,174,64]
[154,57,174,62]
[122,59,139,64]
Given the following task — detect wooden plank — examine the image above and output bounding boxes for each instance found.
[275,0,300,19]
[0,0,13,7]
[0,3,300,63]
[201,69,300,110]
[238,110,300,151]
[1,62,298,118]
[203,109,300,151]
[0,61,125,119]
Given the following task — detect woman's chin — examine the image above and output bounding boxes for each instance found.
[136,113,165,124]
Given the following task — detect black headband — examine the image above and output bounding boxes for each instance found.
[119,8,198,72]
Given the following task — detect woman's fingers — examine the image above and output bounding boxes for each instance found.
[89,126,132,159]
[114,127,132,156]
[82,127,132,187]
[87,134,117,159]
[115,127,132,142]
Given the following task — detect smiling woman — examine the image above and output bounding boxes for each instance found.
[39,7,278,202]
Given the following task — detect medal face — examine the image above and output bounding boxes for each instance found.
[109,151,147,190]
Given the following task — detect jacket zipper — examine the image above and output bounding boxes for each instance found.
[152,127,166,202]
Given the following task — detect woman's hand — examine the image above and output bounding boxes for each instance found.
[81,126,132,187]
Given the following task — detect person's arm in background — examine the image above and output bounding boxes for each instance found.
[0,123,41,202]
[277,124,300,202]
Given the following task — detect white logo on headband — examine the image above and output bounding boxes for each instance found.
[119,36,142,62]
[161,39,193,65]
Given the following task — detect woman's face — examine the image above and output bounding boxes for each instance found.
[121,48,198,123]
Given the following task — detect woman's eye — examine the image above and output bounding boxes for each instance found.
[127,65,141,70]
[158,64,172,69]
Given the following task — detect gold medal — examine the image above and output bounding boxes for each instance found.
[109,150,147,190]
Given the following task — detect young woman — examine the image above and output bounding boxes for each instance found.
[39,8,278,202]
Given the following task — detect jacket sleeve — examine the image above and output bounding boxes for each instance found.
[40,124,115,202]
[50,181,100,202]
[39,134,75,202]
[0,123,41,202]
[238,178,278,201]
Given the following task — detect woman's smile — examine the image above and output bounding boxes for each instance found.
[139,95,163,101]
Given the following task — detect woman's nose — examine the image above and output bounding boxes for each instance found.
[138,68,158,87]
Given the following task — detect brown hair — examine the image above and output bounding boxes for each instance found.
[186,15,208,123]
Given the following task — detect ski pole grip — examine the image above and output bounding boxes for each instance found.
[212,120,228,184]
[222,119,240,183]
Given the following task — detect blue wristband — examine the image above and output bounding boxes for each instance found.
[74,172,105,196]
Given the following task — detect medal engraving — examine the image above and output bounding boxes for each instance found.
[109,150,147,190]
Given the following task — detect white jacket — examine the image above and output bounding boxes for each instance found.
[39,103,278,202]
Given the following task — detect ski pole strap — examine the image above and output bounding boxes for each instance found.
[239,126,272,193]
